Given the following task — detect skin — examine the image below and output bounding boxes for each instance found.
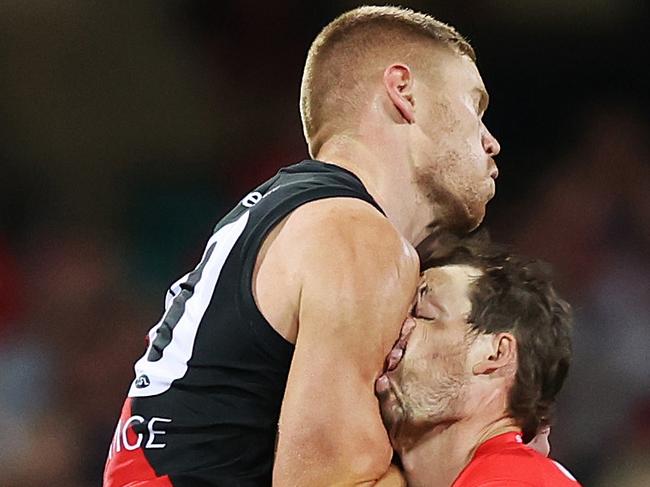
[315,46,499,242]
[406,49,499,236]
[257,44,500,486]
[377,265,522,487]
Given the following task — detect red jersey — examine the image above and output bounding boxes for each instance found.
[452,432,581,487]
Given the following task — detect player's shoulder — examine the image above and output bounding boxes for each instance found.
[291,197,395,237]
[284,197,418,269]
[456,444,580,487]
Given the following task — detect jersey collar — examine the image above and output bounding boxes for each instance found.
[474,431,524,457]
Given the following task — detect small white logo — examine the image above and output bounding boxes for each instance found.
[241,191,262,208]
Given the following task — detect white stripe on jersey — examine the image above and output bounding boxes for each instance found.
[553,460,578,482]
[128,211,250,397]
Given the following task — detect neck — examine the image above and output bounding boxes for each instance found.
[397,415,520,487]
[314,134,435,246]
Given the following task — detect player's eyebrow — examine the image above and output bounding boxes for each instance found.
[472,87,489,113]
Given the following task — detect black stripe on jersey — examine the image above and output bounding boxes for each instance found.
[148,242,217,362]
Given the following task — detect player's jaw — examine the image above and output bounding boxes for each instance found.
[377,313,473,444]
[377,353,468,447]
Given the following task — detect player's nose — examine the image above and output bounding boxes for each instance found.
[483,126,501,157]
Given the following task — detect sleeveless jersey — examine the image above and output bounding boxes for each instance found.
[103,160,384,487]
[452,432,581,486]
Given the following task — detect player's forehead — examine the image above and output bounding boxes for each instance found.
[422,263,480,284]
[418,265,481,310]
[424,49,487,98]
[455,54,487,97]
[467,62,489,108]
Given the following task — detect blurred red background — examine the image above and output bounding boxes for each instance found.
[1,1,648,485]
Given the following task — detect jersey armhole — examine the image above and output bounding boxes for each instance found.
[236,188,385,362]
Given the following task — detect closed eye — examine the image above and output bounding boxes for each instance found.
[415,316,436,324]
[414,282,444,320]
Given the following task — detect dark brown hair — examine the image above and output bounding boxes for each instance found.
[420,232,573,442]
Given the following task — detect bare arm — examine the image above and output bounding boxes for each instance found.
[271,199,419,486]
[374,465,407,487]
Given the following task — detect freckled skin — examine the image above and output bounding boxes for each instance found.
[410,53,499,233]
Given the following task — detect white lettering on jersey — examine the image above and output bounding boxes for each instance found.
[108,415,172,458]
[122,415,145,450]
[128,211,250,397]
[146,417,172,449]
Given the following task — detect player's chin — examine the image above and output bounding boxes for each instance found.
[463,204,487,232]
[468,191,493,230]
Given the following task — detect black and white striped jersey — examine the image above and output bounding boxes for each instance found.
[104,160,384,487]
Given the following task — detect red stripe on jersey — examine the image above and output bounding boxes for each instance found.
[452,432,581,486]
[103,398,173,487]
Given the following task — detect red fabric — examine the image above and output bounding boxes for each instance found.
[0,239,22,335]
[103,398,173,487]
[452,432,581,487]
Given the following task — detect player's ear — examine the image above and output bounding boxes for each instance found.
[383,64,415,124]
[472,332,517,376]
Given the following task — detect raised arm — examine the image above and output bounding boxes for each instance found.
[271,198,419,486]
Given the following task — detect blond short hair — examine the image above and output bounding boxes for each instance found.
[300,6,475,155]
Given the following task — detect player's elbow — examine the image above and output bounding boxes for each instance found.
[339,437,394,482]
[274,434,393,486]
[348,444,395,484]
